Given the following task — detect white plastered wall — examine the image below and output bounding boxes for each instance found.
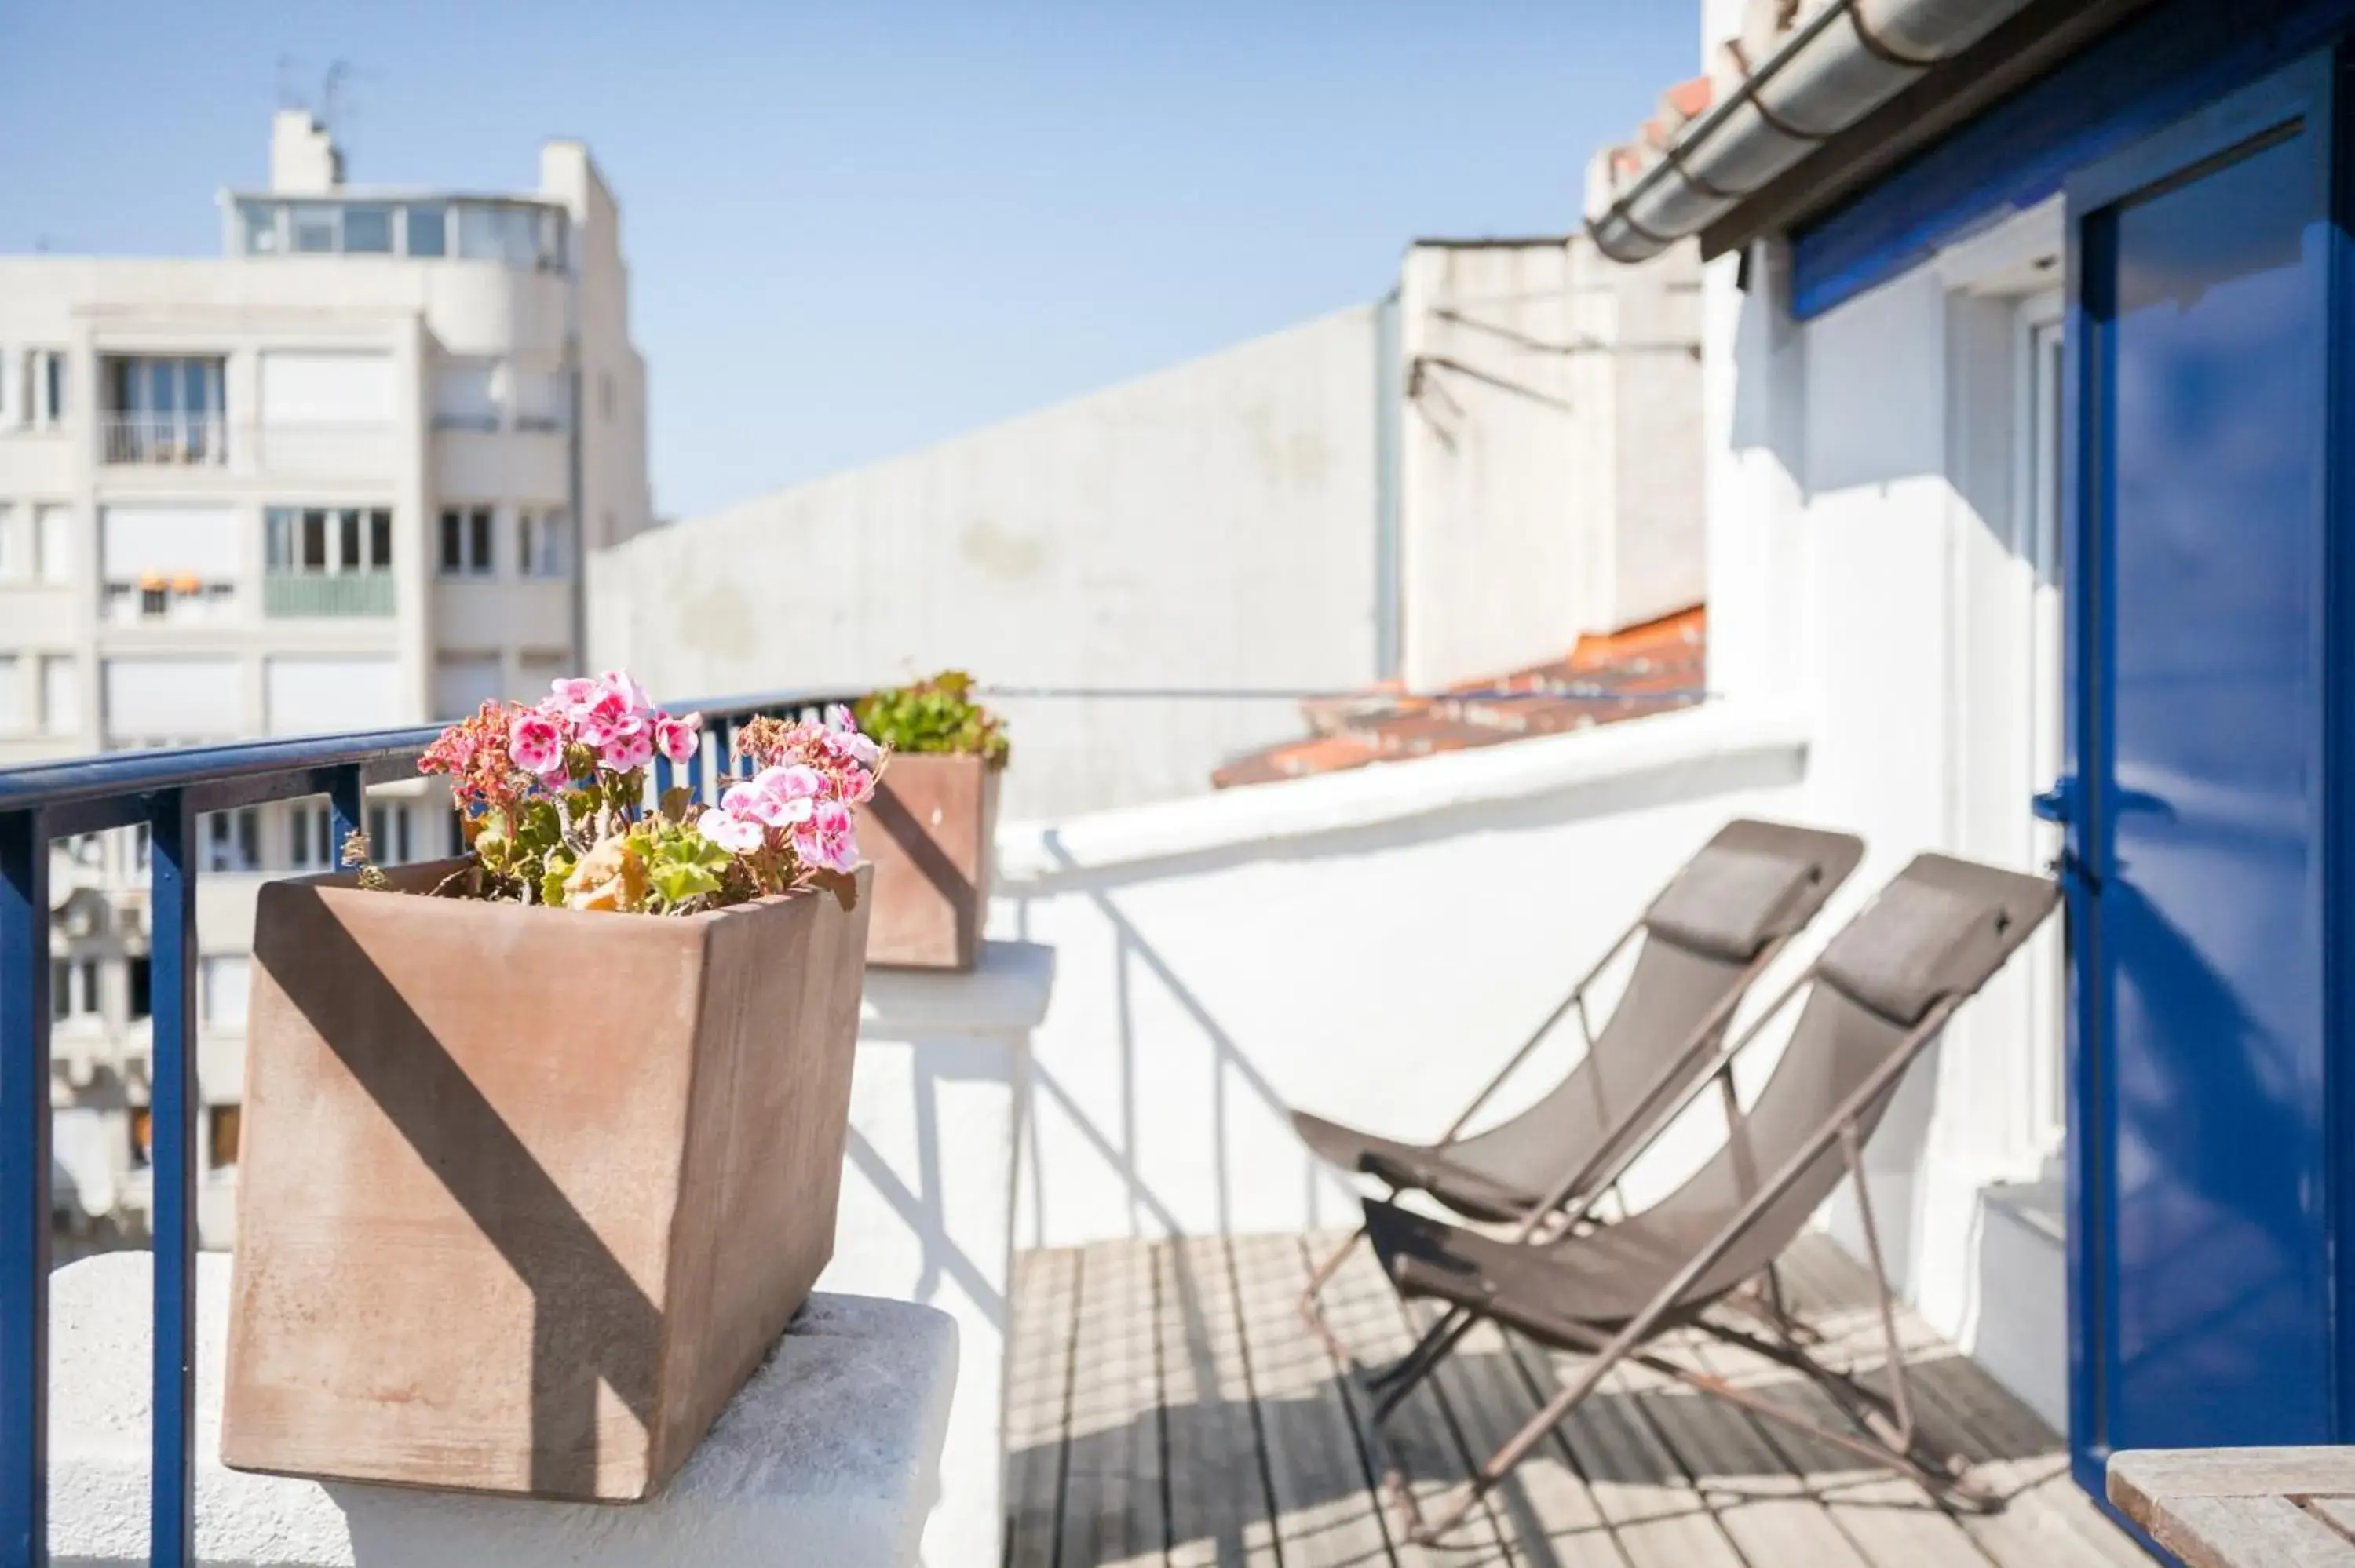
[1704,200,2071,1424]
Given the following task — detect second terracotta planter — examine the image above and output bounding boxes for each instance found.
[221,859,872,1501]
[856,753,1000,970]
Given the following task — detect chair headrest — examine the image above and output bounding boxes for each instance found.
[1643,819,1864,963]
[1816,853,2061,1026]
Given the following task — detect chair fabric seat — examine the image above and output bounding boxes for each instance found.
[1290,1110,1546,1223]
[1362,1197,1731,1343]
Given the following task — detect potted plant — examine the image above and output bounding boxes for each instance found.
[222,673,885,1502]
[844,670,1009,971]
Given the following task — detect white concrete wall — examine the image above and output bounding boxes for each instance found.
[1701,210,2072,1424]
[589,312,1386,819]
[821,946,1053,1568]
[991,704,1813,1247]
[1397,239,1703,692]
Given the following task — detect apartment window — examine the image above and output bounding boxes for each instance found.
[103,356,226,465]
[133,823,151,873]
[129,1108,152,1169]
[368,803,413,866]
[440,506,495,576]
[35,504,70,584]
[406,205,447,257]
[127,956,151,1023]
[601,372,616,422]
[241,202,282,255]
[52,957,98,1023]
[517,510,570,578]
[432,362,500,431]
[208,1105,242,1170]
[203,808,261,873]
[290,803,333,870]
[29,351,66,427]
[290,205,337,253]
[341,205,392,254]
[202,954,250,1029]
[0,504,15,577]
[39,655,78,735]
[267,506,392,574]
[458,205,539,268]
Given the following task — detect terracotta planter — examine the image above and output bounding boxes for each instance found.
[856,753,1000,971]
[221,859,873,1501]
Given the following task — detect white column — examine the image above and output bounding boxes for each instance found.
[821,941,1055,1568]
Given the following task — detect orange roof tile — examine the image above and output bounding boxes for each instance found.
[1211,604,1707,789]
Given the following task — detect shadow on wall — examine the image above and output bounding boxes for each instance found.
[1003,731,1811,1249]
[268,914,660,1498]
[840,1036,1016,1333]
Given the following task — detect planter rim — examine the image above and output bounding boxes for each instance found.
[882,748,1009,771]
[276,857,872,931]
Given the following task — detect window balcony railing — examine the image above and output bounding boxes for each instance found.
[0,685,863,1568]
[101,415,228,467]
[263,571,395,619]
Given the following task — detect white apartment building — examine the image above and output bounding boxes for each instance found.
[0,111,653,1249]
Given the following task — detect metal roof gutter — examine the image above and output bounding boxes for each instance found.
[1586,0,2043,263]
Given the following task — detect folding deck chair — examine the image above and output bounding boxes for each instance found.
[1353,851,2060,1545]
[1290,819,1864,1360]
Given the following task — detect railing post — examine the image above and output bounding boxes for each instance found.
[148,790,198,1568]
[0,808,51,1568]
[327,767,363,863]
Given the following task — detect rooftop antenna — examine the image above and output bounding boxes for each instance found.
[319,60,351,138]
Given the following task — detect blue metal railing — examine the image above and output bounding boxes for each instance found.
[0,687,861,1568]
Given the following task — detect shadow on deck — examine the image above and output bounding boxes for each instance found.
[1003,1231,2144,1568]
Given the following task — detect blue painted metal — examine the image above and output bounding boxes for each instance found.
[2065,52,2340,1500]
[147,793,197,1568]
[0,686,855,1568]
[0,810,49,1568]
[1790,0,2355,320]
[327,768,363,870]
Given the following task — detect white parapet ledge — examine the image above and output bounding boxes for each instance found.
[51,1253,958,1568]
[859,939,1057,1038]
[995,702,1811,886]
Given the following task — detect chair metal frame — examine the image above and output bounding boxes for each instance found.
[1294,914,1801,1369]
[1361,979,1997,1545]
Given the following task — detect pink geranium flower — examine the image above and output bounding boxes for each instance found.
[791,797,860,873]
[697,806,765,854]
[549,676,601,712]
[601,728,655,772]
[509,710,569,779]
[600,669,654,714]
[823,705,885,767]
[655,711,701,764]
[758,764,823,802]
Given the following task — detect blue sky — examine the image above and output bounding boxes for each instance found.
[0,4,1696,518]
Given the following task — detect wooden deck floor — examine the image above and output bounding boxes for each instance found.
[1003,1231,2145,1568]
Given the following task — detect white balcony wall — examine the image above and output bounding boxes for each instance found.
[258,349,392,424]
[433,654,502,720]
[433,362,498,429]
[103,656,239,739]
[267,655,397,736]
[257,350,396,474]
[99,504,239,578]
[995,706,1813,1247]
